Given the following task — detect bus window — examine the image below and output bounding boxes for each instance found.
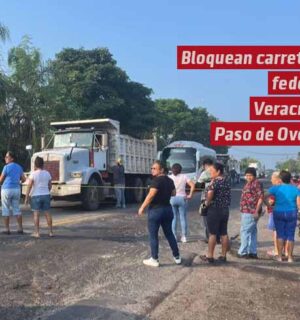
[161,148,196,174]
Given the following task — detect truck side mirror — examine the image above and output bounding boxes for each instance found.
[67,143,77,160]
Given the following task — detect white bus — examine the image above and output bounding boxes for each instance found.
[158,140,216,181]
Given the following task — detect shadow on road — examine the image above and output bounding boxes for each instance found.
[0,304,148,320]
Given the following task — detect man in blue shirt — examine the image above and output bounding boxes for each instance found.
[0,151,26,234]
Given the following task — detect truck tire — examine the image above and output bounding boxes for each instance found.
[133,177,144,203]
[82,177,100,211]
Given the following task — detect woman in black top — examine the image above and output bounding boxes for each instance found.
[201,162,231,263]
[138,161,181,267]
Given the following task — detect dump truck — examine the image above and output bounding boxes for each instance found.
[23,119,157,210]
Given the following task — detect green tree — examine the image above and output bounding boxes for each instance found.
[48,47,156,138]
[0,37,51,164]
[0,22,9,42]
[154,98,228,153]
[240,157,260,172]
[275,159,300,173]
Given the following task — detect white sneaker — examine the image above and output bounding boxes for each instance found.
[174,256,182,265]
[143,257,159,267]
[181,236,187,243]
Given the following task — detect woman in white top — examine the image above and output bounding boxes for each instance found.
[25,156,52,238]
[170,163,195,243]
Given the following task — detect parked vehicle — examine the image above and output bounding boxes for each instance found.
[216,154,241,185]
[158,140,216,182]
[22,119,157,210]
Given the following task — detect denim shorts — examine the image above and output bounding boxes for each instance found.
[273,210,297,241]
[30,195,51,211]
[1,188,21,216]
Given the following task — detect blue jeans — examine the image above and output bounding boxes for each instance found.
[148,206,180,260]
[114,184,125,207]
[170,196,187,237]
[238,213,258,255]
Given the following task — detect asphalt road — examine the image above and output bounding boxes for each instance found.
[0,180,299,320]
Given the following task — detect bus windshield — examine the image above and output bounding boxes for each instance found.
[161,147,197,173]
[53,132,93,148]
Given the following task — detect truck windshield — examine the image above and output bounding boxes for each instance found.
[161,147,196,173]
[53,132,93,148]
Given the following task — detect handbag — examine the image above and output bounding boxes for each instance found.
[199,200,208,216]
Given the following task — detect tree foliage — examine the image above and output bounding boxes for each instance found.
[0,32,229,168]
[155,99,228,153]
[0,37,51,164]
[275,159,300,173]
[48,48,156,138]
[0,22,10,43]
[240,157,260,172]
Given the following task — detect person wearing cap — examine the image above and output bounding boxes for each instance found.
[238,167,264,259]
[112,158,126,209]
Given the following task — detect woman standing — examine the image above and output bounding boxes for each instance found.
[169,163,195,243]
[201,163,231,263]
[138,161,181,267]
[0,151,26,234]
[238,167,264,259]
[25,156,53,238]
[268,170,300,262]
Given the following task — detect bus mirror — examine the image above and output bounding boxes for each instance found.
[196,151,201,161]
[157,151,162,160]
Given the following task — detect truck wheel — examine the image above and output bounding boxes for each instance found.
[133,177,144,203]
[82,177,100,211]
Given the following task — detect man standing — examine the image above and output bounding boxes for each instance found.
[198,158,214,241]
[112,158,126,209]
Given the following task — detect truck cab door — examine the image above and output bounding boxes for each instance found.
[93,133,107,171]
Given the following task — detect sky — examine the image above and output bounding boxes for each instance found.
[1,0,300,169]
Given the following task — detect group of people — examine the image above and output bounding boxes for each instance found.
[238,168,300,263]
[1,152,299,265]
[0,152,53,238]
[138,159,300,267]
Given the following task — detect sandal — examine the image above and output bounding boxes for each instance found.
[217,256,227,263]
[49,232,54,237]
[267,250,275,257]
[273,255,282,262]
[200,255,214,263]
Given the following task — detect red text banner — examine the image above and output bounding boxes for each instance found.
[250,96,300,120]
[268,71,300,94]
[210,122,300,146]
[177,46,300,69]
